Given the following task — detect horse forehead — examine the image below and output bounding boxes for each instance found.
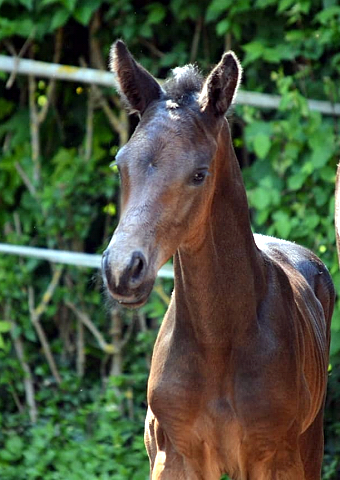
[141,108,180,138]
[119,103,213,169]
[132,104,207,152]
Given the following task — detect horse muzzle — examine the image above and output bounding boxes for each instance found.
[102,246,155,308]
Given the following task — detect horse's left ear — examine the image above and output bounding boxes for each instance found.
[199,51,242,117]
[110,40,163,115]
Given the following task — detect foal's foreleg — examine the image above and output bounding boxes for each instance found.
[299,403,325,480]
[144,409,191,480]
[144,408,220,480]
[240,427,306,480]
[144,407,158,473]
[247,456,305,480]
[151,449,221,480]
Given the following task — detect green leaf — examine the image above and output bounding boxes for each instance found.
[4,435,24,460]
[319,166,335,183]
[306,212,320,231]
[206,0,233,22]
[0,16,35,40]
[0,98,14,121]
[277,0,295,13]
[308,128,335,168]
[0,321,11,333]
[255,0,277,8]
[273,211,291,238]
[139,22,153,39]
[73,0,101,25]
[242,40,265,64]
[287,172,307,190]
[330,329,340,356]
[61,0,77,11]
[18,0,33,9]
[313,186,329,207]
[316,6,340,24]
[254,209,270,225]
[249,187,271,210]
[271,43,296,62]
[245,121,273,145]
[254,133,271,159]
[50,8,70,31]
[146,3,166,25]
[40,0,60,5]
[216,18,230,36]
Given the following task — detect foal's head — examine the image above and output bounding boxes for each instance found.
[102,40,241,307]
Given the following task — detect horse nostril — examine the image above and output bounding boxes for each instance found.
[132,257,143,279]
[129,251,147,287]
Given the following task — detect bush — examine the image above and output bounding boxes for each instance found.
[0,0,339,478]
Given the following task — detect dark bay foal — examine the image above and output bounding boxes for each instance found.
[102,40,335,480]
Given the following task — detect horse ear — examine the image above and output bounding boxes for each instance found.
[199,51,242,117]
[110,40,163,115]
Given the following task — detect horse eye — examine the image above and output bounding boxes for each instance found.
[192,171,207,185]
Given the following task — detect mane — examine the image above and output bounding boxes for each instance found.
[162,65,203,106]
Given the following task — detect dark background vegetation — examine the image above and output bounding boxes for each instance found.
[0,0,339,478]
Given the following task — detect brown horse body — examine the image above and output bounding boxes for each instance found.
[102,41,334,479]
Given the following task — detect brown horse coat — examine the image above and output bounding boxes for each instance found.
[103,41,334,480]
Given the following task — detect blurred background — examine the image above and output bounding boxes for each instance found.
[0,0,339,479]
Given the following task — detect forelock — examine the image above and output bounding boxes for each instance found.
[163,64,203,106]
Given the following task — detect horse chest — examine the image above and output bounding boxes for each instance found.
[148,312,305,454]
[148,378,241,464]
[148,324,240,456]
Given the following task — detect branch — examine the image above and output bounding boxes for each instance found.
[110,306,122,376]
[153,284,170,305]
[85,86,94,161]
[139,38,165,59]
[96,91,129,146]
[37,28,63,125]
[119,311,135,348]
[8,382,24,414]
[89,11,107,71]
[15,161,37,198]
[224,32,232,52]
[136,311,151,368]
[6,301,38,423]
[94,87,123,135]
[4,34,35,89]
[190,16,203,63]
[66,300,114,354]
[76,318,85,378]
[28,267,63,385]
[79,57,128,145]
[28,58,41,184]
[33,267,63,318]
[13,211,22,236]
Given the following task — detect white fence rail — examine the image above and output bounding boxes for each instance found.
[0,243,174,279]
[0,55,114,88]
[1,55,340,116]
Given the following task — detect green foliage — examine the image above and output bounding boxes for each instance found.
[242,79,340,357]
[0,375,150,480]
[0,321,11,349]
[0,0,339,478]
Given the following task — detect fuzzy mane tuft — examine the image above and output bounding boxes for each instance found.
[162,65,204,106]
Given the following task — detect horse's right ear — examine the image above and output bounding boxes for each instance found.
[110,40,163,115]
[199,51,242,117]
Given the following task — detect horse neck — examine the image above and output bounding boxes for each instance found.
[173,120,266,344]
